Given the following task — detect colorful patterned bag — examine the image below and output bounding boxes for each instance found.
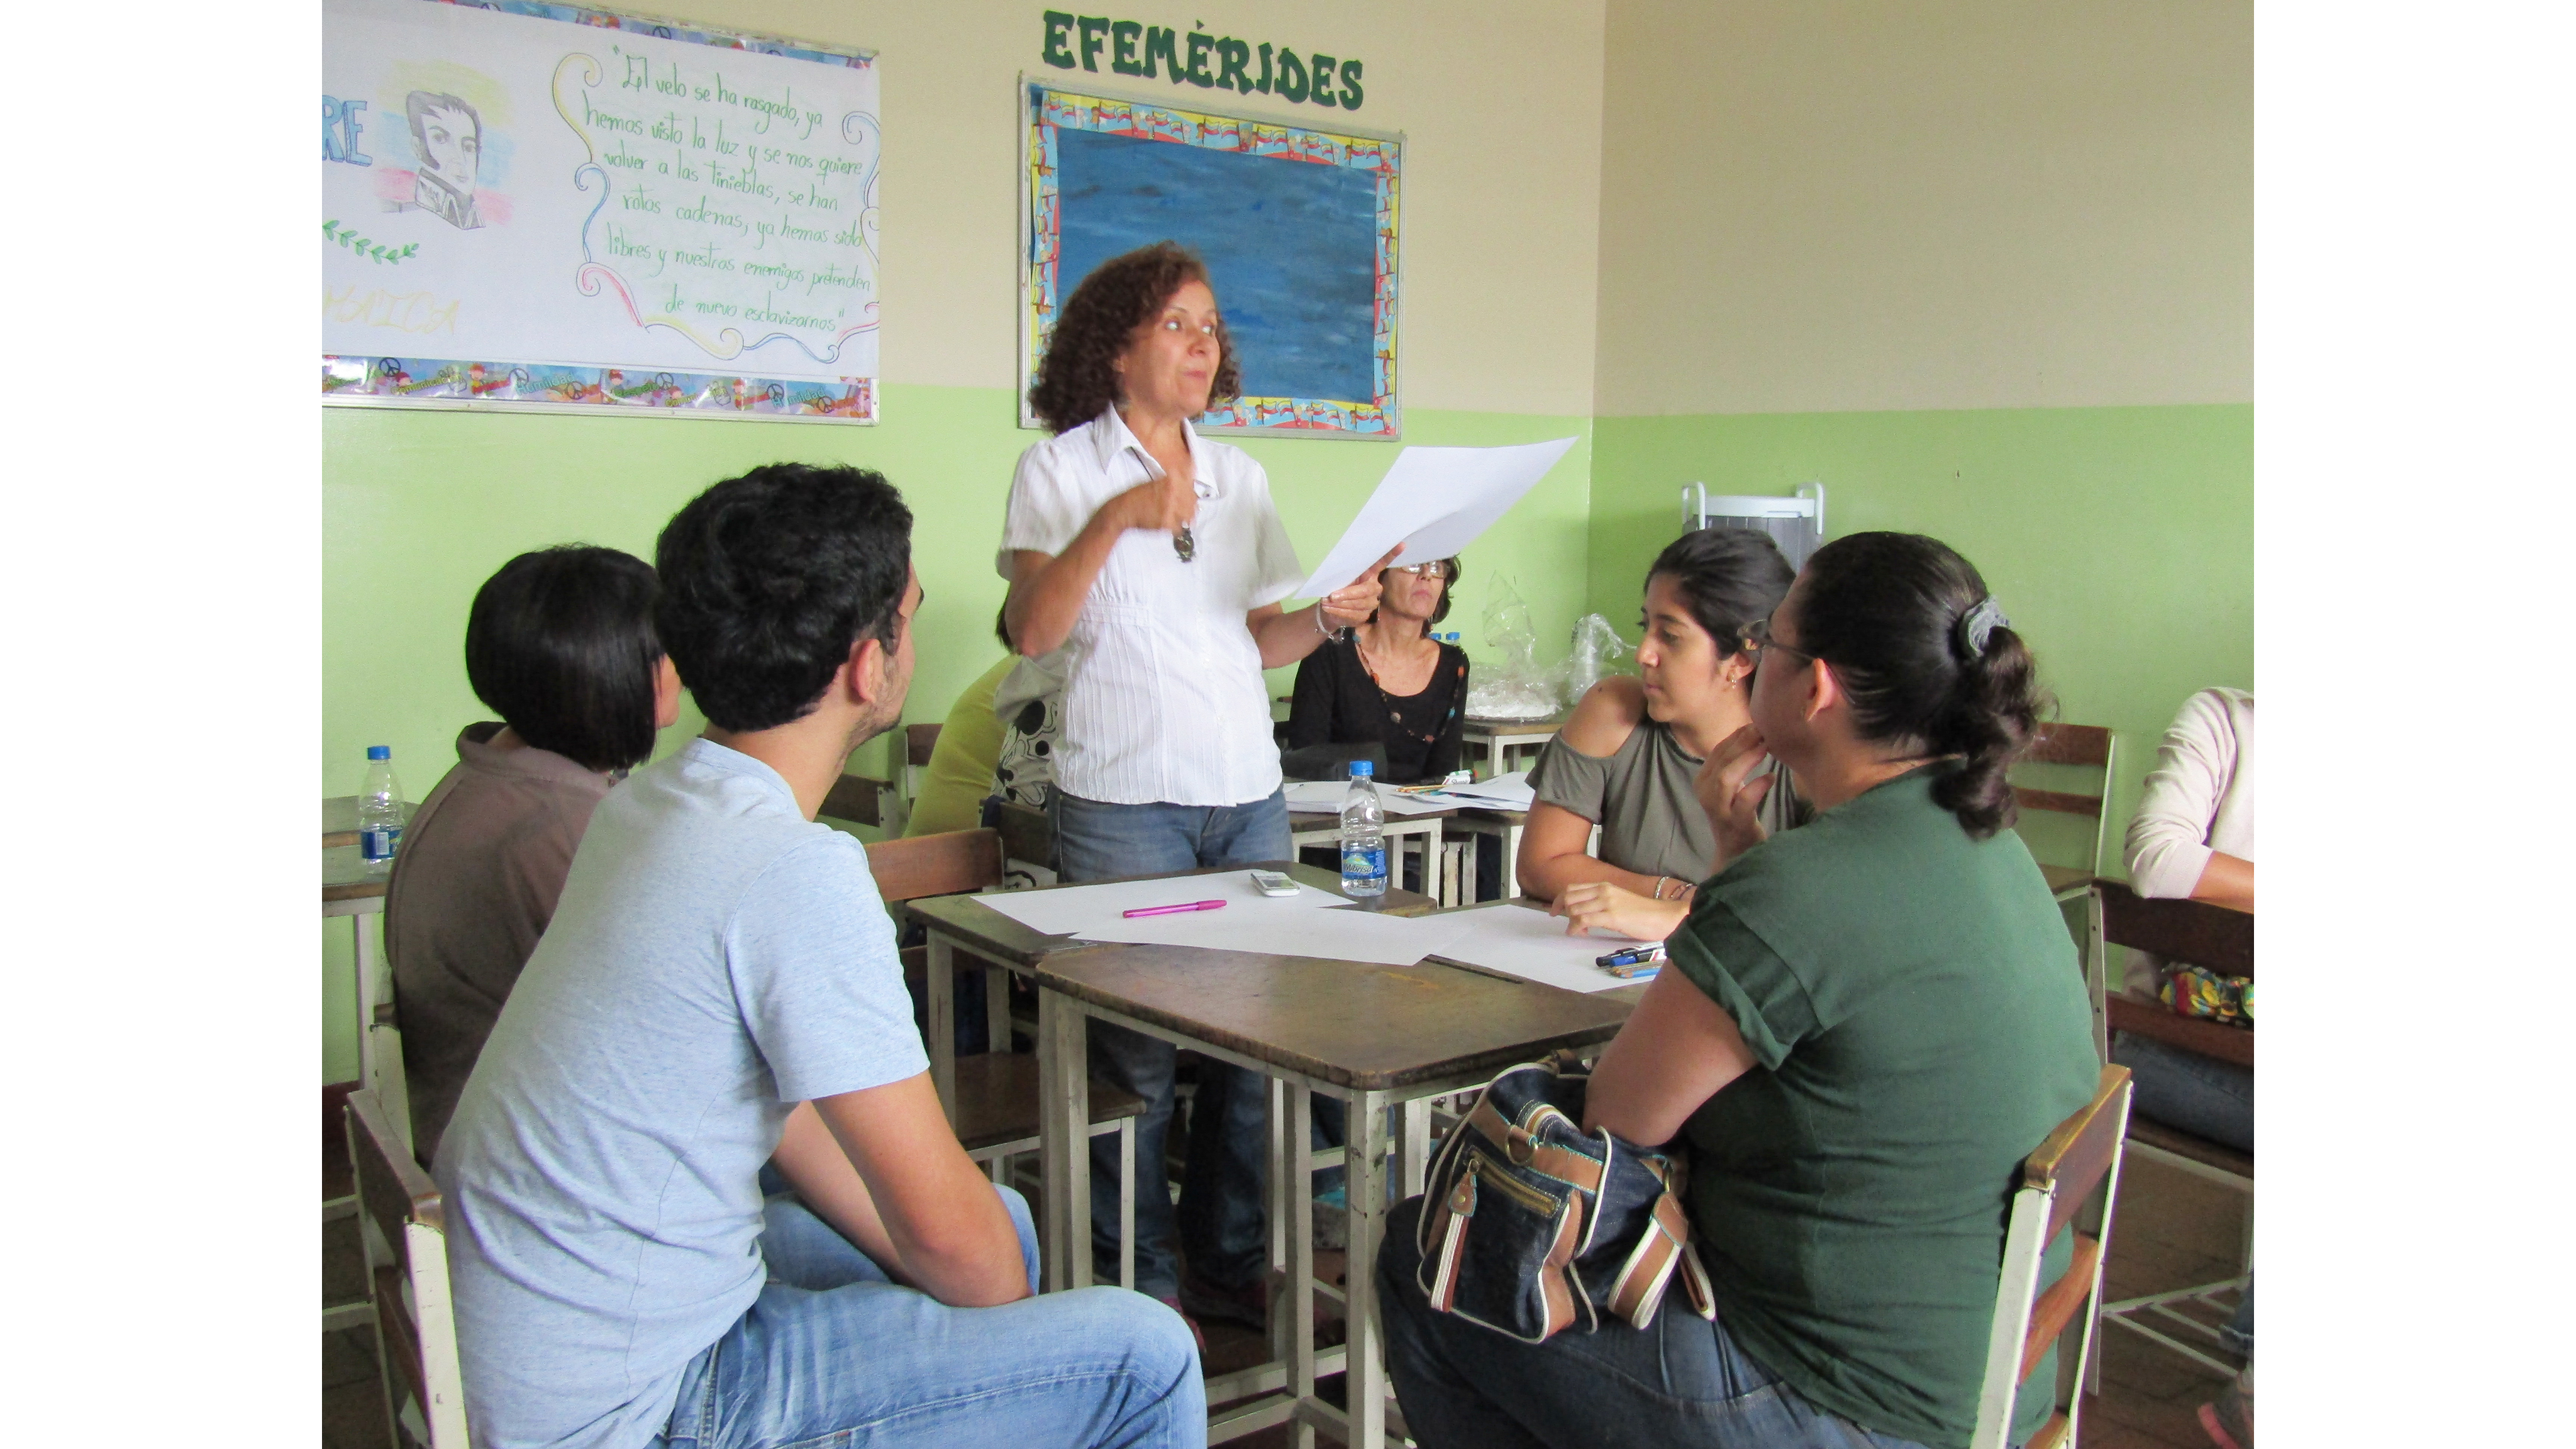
[1414,1055,1715,1343]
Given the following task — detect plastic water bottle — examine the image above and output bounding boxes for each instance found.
[358,745,405,875]
[1340,760,1387,897]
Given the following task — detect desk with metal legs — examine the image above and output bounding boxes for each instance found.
[909,886,1634,1449]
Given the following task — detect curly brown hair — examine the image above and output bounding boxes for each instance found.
[1028,241,1241,435]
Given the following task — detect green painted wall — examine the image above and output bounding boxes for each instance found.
[321,387,1590,1079]
[1586,404,2253,877]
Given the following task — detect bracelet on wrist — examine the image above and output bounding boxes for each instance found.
[1313,604,1333,638]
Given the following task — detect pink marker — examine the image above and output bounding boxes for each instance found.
[1121,899,1228,919]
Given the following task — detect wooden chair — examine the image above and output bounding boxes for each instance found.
[819,770,894,830]
[2012,722,2118,901]
[347,1087,469,1449]
[994,798,1058,889]
[1970,1063,2133,1449]
[864,828,1148,1288]
[899,723,943,831]
[2085,880,2253,1379]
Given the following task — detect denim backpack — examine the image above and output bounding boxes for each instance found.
[1415,1054,1715,1343]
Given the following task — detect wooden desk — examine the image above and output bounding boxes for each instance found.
[1460,713,1567,779]
[918,882,1631,1449]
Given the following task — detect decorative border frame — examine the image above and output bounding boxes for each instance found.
[1018,78,1402,439]
[322,0,880,425]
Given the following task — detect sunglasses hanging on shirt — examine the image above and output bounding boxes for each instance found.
[1174,524,1195,563]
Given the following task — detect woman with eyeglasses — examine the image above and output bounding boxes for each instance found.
[999,240,1392,1337]
[1521,528,1807,943]
[1285,553,1469,785]
[1377,531,2101,1449]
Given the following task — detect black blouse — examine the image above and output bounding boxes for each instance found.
[1286,635,1470,785]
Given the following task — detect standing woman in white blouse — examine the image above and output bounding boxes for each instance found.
[999,241,1394,1328]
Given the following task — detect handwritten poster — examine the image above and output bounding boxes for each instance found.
[322,0,880,422]
[1023,81,1402,439]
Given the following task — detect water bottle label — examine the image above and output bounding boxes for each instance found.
[1341,845,1386,880]
[361,826,402,862]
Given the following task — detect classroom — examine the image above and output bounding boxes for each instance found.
[319,2,2253,1447]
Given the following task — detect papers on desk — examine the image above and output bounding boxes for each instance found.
[1074,897,1465,967]
[1295,438,1579,597]
[1412,770,1536,811]
[1282,780,1455,816]
[1428,902,1645,994]
[971,872,1351,937]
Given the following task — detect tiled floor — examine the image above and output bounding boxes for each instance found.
[323,1141,2246,1448]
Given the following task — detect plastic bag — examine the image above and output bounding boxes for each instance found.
[1465,577,1561,720]
[1563,614,1635,701]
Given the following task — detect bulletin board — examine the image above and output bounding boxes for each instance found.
[1020,80,1403,439]
[321,0,881,422]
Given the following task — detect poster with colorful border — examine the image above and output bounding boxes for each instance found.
[323,0,880,424]
[1020,79,1402,440]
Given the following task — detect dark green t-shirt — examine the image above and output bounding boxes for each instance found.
[1664,765,2099,1449]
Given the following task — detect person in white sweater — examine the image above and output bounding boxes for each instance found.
[2112,685,2254,1388]
[2114,686,2252,1144]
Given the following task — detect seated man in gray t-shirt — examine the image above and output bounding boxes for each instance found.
[435,463,1202,1449]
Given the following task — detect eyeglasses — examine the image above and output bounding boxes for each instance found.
[1745,615,1820,667]
[1390,561,1453,580]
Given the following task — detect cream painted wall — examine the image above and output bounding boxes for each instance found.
[1593,0,2251,414]
[667,0,1607,413]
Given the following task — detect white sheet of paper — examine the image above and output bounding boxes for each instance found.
[1295,438,1579,597]
[1282,780,1454,816]
[1074,899,1468,967]
[1415,770,1536,811]
[1428,902,1646,994]
[971,874,1351,936]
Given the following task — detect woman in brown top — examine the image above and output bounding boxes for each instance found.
[1521,528,1804,942]
[386,545,677,1163]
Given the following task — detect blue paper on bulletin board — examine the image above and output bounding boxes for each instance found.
[1022,82,1403,438]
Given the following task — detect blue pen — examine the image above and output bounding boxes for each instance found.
[1596,943,1665,977]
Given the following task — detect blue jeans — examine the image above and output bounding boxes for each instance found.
[653,1189,1204,1449]
[2111,1032,2252,1155]
[1376,1196,1935,1449]
[1052,788,1292,1299]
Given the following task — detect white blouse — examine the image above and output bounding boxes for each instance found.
[2121,686,2253,994]
[996,408,1303,808]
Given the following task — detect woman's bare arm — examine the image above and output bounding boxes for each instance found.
[1514,680,1662,902]
[1582,968,1758,1145]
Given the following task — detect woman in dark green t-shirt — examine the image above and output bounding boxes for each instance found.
[1377,533,2101,1449]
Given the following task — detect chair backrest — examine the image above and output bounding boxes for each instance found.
[2086,879,2254,1086]
[819,771,891,829]
[1970,1063,2135,1449]
[2096,879,2252,979]
[905,722,943,769]
[2011,721,2117,877]
[865,827,1006,904]
[994,800,1055,879]
[347,1087,470,1449]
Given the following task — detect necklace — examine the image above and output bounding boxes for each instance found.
[1352,632,1458,748]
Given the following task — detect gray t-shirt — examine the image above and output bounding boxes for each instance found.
[1527,716,1805,885]
[435,738,928,1449]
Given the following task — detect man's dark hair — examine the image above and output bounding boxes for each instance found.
[1027,241,1241,435]
[464,545,662,772]
[653,464,914,733]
